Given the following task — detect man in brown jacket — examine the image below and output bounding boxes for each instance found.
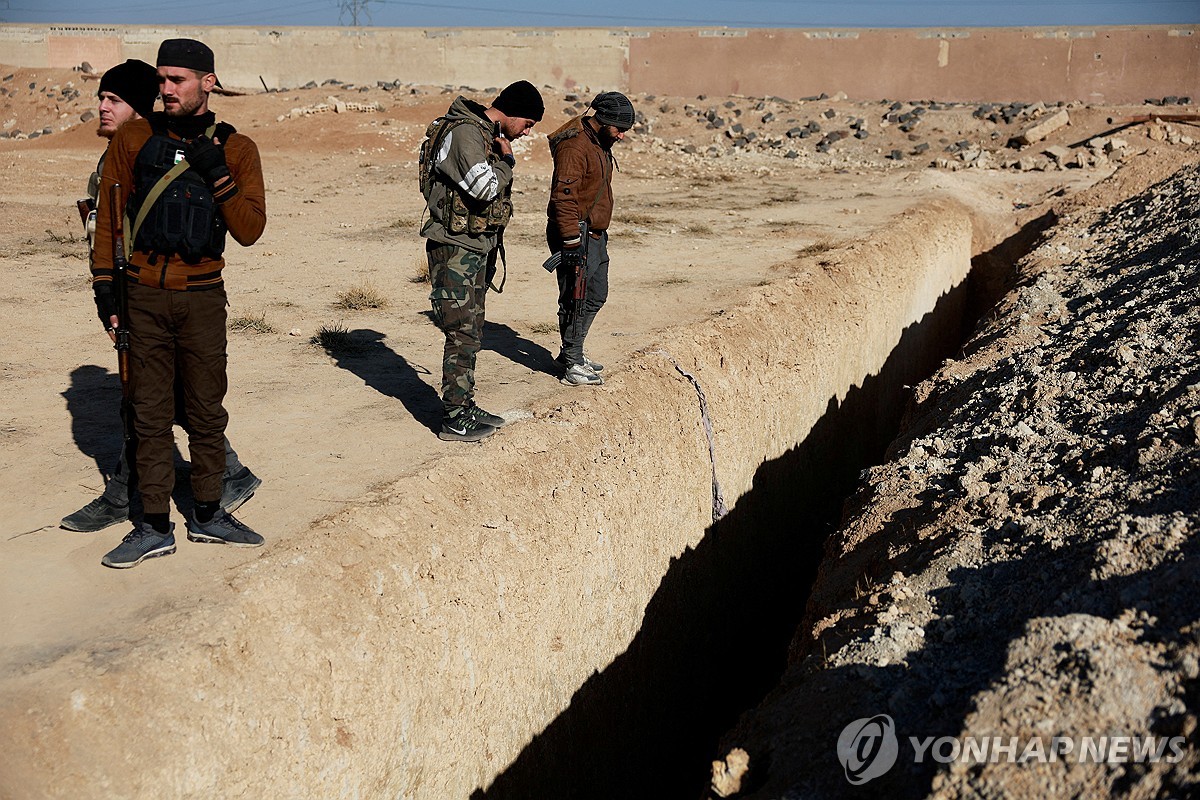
[545,92,634,386]
[61,58,261,534]
[92,38,266,568]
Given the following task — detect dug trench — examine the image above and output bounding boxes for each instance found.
[469,212,1054,798]
[0,200,1047,798]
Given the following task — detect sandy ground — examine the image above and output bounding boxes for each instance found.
[2,66,1193,791]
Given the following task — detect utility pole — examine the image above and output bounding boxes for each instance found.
[337,0,376,27]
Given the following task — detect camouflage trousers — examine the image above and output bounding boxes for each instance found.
[427,240,497,412]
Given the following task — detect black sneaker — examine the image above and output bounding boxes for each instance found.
[220,466,262,513]
[466,403,506,428]
[61,495,130,532]
[101,522,176,568]
[186,509,265,547]
[439,408,496,442]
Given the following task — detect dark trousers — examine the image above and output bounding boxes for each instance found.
[552,231,609,365]
[127,282,229,513]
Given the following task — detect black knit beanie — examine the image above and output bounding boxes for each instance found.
[590,92,635,130]
[492,80,545,122]
[97,59,158,118]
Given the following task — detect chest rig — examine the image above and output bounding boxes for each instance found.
[419,116,513,236]
[126,116,228,264]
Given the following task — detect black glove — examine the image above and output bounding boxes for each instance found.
[560,247,582,272]
[93,282,117,329]
[186,137,231,187]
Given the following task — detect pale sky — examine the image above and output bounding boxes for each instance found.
[3,0,1198,29]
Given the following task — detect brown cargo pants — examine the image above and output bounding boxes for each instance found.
[126,282,229,514]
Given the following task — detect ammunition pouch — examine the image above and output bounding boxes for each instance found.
[443,191,513,236]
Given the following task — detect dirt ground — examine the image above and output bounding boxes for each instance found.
[1,64,1196,794]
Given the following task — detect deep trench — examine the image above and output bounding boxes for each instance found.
[470,213,1053,800]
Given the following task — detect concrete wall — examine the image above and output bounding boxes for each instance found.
[1,24,1196,103]
[630,26,1200,104]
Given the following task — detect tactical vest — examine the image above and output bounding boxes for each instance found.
[419,116,512,236]
[126,117,226,264]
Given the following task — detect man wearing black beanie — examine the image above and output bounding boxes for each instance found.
[419,80,544,441]
[89,38,267,567]
[62,56,261,539]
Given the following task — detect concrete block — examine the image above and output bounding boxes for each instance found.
[1042,144,1072,163]
[1015,109,1070,145]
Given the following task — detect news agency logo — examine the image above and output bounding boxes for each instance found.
[836,714,1189,785]
[837,714,899,785]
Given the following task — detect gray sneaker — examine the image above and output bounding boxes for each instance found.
[61,495,130,532]
[555,353,604,373]
[101,522,176,569]
[220,466,262,513]
[186,509,265,547]
[561,364,603,386]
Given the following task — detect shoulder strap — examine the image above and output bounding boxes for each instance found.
[125,123,218,258]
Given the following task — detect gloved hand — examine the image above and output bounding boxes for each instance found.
[186,137,231,187]
[93,282,118,329]
[560,246,582,272]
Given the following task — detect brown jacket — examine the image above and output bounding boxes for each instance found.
[92,114,266,291]
[547,117,614,242]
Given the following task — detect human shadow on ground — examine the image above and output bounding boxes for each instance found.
[318,328,442,432]
[418,310,558,377]
[62,364,124,482]
[482,320,558,376]
[61,364,194,521]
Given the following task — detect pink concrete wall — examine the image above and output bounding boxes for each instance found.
[629,26,1200,104]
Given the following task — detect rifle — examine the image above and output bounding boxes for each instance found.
[109,183,133,458]
[565,219,589,337]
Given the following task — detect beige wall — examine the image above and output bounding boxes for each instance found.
[631,26,1200,104]
[0,23,1196,103]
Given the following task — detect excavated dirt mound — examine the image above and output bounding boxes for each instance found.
[707,152,1200,798]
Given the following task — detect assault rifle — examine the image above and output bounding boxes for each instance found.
[109,183,133,458]
[564,219,589,337]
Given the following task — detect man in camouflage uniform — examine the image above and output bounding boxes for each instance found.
[420,80,544,441]
[61,58,260,534]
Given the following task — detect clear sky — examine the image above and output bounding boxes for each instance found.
[2,0,1197,29]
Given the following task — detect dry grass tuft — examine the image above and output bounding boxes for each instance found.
[796,239,837,258]
[310,323,368,355]
[228,311,276,334]
[411,254,430,284]
[334,282,391,311]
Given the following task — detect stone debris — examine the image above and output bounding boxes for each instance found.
[1014,108,1070,145]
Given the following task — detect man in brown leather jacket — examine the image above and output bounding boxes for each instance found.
[545,92,634,386]
[91,39,266,568]
[62,58,261,536]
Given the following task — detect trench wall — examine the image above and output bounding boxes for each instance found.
[1,24,1197,103]
[0,200,974,798]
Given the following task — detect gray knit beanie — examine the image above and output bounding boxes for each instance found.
[590,92,634,130]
